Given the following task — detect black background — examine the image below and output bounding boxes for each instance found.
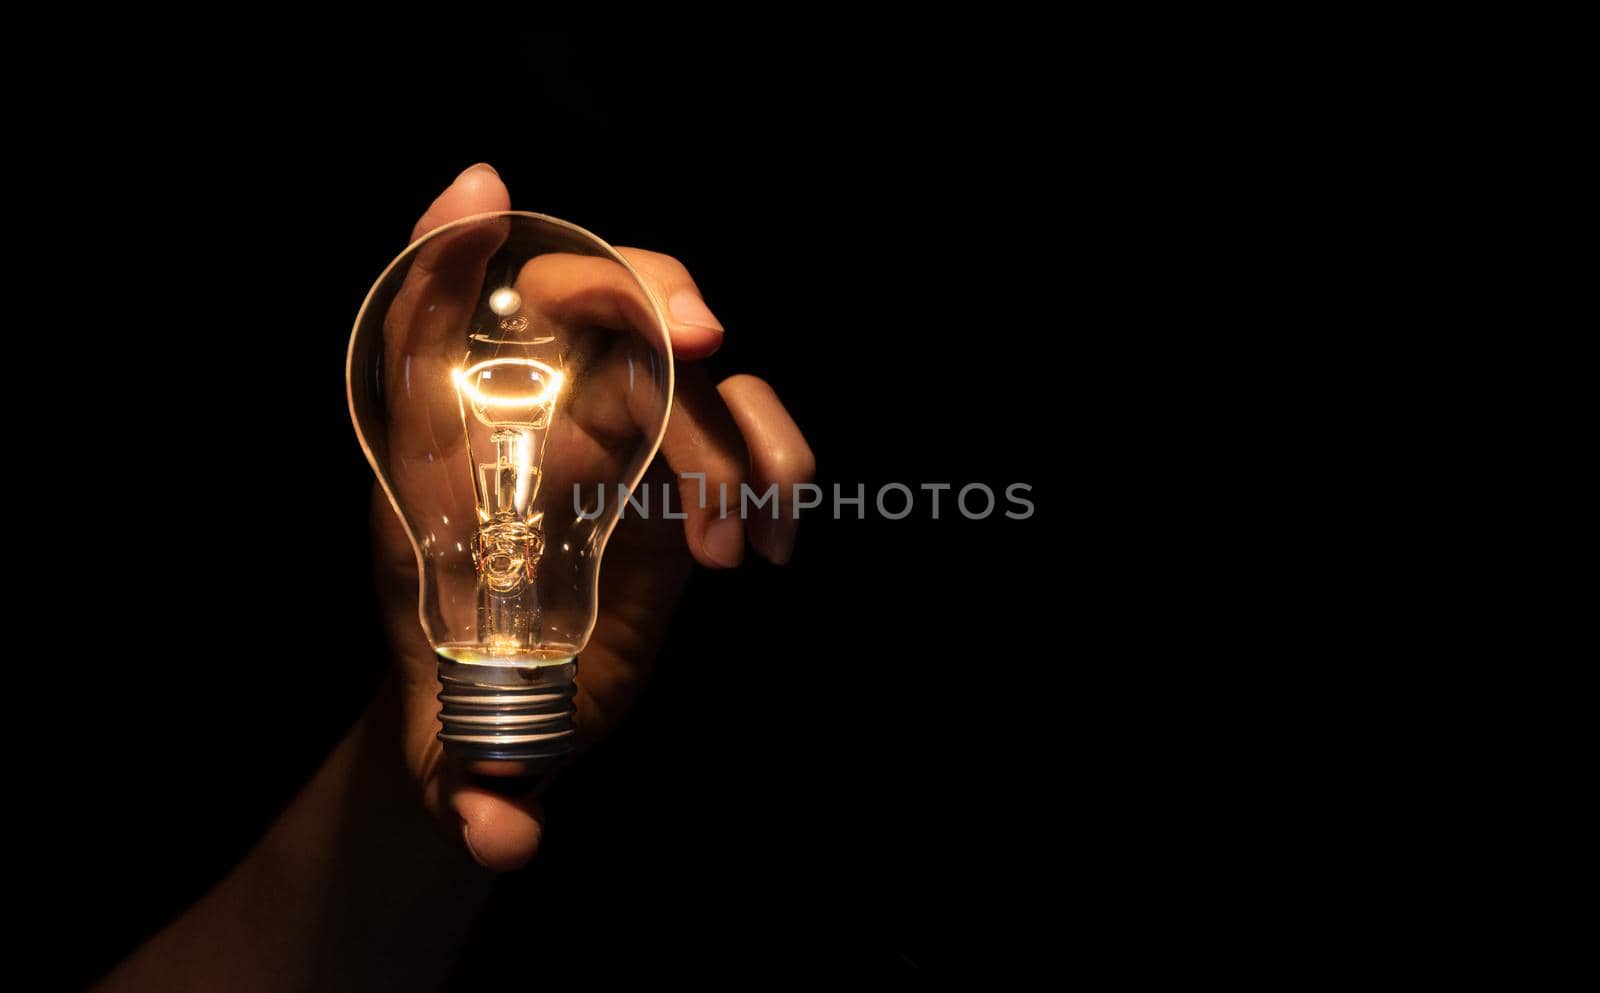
[49,43,1161,987]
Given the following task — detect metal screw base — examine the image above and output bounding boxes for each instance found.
[436,656,578,762]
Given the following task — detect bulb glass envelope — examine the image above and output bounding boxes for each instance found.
[348,211,674,668]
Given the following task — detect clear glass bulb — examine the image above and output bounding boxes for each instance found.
[347,212,673,763]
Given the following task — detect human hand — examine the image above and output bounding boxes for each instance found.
[367,164,815,872]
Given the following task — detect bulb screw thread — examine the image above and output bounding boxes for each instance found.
[436,656,577,762]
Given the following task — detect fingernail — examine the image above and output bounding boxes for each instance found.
[703,517,745,568]
[462,821,489,868]
[751,517,797,566]
[669,290,724,333]
[457,162,499,181]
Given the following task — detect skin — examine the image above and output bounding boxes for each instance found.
[95,164,815,993]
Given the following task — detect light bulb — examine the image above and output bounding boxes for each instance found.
[347,211,673,765]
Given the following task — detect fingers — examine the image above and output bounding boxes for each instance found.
[610,250,813,565]
[388,164,511,357]
[654,369,815,569]
[451,786,545,873]
[616,247,726,360]
[378,165,512,466]
[495,247,723,361]
[717,375,815,565]
[659,364,751,568]
[411,162,510,242]
[509,252,666,340]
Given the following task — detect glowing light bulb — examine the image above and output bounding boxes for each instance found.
[347,212,673,764]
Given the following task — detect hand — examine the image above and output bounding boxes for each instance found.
[369,164,815,872]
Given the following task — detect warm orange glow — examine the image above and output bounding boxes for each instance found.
[452,358,566,409]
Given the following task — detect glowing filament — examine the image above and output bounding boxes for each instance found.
[452,358,565,413]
